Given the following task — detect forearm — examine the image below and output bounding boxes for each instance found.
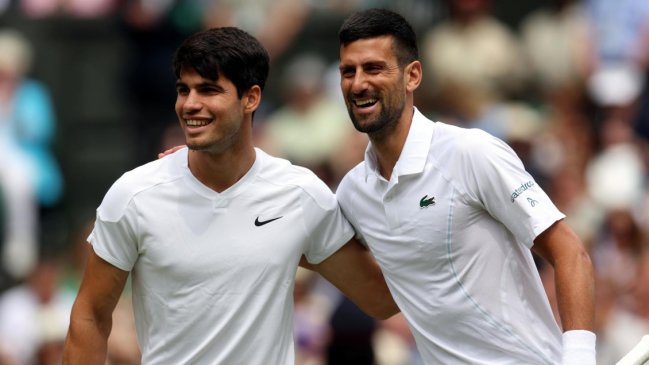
[302,257,398,319]
[533,221,596,364]
[362,277,400,320]
[301,242,400,320]
[339,264,399,320]
[63,307,112,364]
[533,221,595,331]
[553,248,595,331]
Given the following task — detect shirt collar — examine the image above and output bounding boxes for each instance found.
[364,107,435,181]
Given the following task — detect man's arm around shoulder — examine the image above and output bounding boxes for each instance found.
[300,238,399,320]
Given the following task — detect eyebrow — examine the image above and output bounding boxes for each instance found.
[363,60,389,68]
[175,80,224,91]
[339,60,389,70]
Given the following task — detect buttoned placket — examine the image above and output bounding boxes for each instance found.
[381,173,403,231]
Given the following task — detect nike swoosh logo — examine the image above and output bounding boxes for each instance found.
[254,216,283,227]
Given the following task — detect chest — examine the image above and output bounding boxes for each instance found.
[352,171,486,273]
[133,189,306,289]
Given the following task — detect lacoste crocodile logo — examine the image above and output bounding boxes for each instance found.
[419,195,435,208]
[254,216,283,227]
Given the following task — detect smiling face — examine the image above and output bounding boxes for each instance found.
[339,36,410,137]
[175,66,250,154]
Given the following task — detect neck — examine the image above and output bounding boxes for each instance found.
[187,142,256,193]
[370,106,415,180]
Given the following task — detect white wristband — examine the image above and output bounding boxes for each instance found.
[562,330,596,365]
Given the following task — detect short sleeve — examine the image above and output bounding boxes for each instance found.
[300,178,354,264]
[461,131,564,246]
[88,184,140,272]
[336,173,366,245]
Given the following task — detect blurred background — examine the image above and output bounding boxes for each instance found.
[0,0,648,364]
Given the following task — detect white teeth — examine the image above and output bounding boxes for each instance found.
[186,119,210,127]
[355,99,377,106]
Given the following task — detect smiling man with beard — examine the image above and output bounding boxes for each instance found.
[334,8,596,365]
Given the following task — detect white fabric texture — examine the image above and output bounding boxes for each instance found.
[561,330,596,365]
[89,147,353,365]
[337,108,565,364]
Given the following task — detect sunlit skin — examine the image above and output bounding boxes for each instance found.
[339,35,422,178]
[339,36,406,138]
[175,67,250,154]
[174,66,260,192]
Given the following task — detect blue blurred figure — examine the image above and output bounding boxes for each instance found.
[0,29,63,284]
[0,29,63,208]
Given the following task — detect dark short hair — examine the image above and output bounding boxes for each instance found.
[172,27,270,98]
[339,8,419,66]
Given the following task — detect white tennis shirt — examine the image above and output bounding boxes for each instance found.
[337,108,564,364]
[89,147,354,365]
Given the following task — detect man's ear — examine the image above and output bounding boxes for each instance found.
[243,85,262,114]
[404,60,422,93]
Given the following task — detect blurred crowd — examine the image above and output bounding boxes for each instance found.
[0,0,648,364]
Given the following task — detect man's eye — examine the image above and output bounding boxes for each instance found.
[199,87,220,94]
[341,69,354,77]
[365,66,381,73]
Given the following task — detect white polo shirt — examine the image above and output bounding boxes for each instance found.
[89,147,354,365]
[337,108,564,364]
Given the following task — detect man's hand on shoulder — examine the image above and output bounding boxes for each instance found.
[157,145,185,159]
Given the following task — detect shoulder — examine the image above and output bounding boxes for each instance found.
[98,154,184,221]
[433,123,504,156]
[256,149,338,209]
[335,161,367,218]
[337,161,365,197]
[455,126,520,166]
[430,123,523,179]
[14,80,52,112]
[17,79,49,95]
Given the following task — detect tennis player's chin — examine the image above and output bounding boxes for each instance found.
[353,109,381,127]
[185,140,211,152]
